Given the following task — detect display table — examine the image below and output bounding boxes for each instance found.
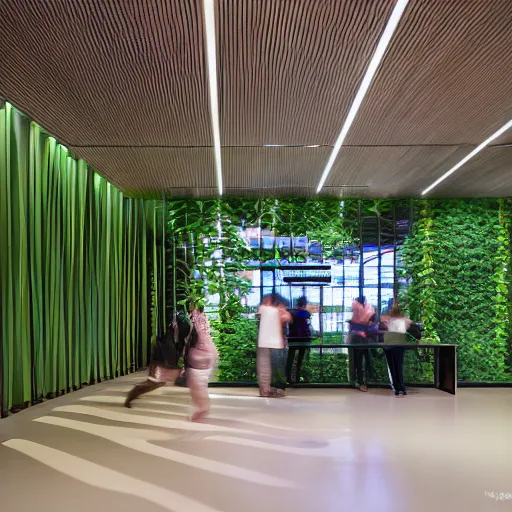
[287,342,458,395]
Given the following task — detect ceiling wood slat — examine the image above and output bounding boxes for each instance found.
[345,0,512,146]
[217,0,396,146]
[1,0,511,198]
[0,0,212,147]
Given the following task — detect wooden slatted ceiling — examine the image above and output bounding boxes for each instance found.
[0,0,511,198]
[71,147,215,194]
[326,145,473,196]
[495,131,512,147]
[0,0,211,147]
[430,148,512,197]
[222,147,359,189]
[345,0,512,146]
[72,146,368,197]
[217,0,396,146]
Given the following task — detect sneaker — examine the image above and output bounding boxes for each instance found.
[359,385,368,392]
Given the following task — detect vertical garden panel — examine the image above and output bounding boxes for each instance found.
[1,104,165,416]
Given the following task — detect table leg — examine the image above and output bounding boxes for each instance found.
[435,346,457,395]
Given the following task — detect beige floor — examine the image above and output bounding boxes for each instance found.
[1,376,511,512]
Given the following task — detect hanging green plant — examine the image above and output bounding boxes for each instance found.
[401,200,440,343]
[304,199,355,259]
[492,199,511,371]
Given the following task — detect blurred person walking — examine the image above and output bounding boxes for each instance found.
[186,305,218,421]
[257,294,292,397]
[381,301,413,397]
[124,311,191,408]
[348,296,375,392]
[286,296,312,385]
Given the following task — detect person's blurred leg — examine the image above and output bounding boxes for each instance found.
[188,368,212,420]
[257,347,272,395]
[395,348,405,393]
[360,349,369,391]
[286,347,297,383]
[295,348,306,384]
[351,334,368,391]
[124,380,165,408]
[385,349,399,395]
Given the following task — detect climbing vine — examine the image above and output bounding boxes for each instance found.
[401,199,512,382]
[492,199,511,371]
[401,200,440,342]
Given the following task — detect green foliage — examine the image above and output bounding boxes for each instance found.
[401,200,512,382]
[301,352,349,383]
[212,318,258,382]
[168,199,252,320]
[401,201,440,342]
[492,199,511,366]
[166,197,512,385]
[303,200,354,259]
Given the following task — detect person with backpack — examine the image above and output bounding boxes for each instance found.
[286,296,312,385]
[124,310,191,408]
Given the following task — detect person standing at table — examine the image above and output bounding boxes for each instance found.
[349,297,375,392]
[381,302,412,397]
[286,296,312,385]
[257,294,292,397]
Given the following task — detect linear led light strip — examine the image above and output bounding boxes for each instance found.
[203,0,223,195]
[316,0,409,193]
[421,119,512,195]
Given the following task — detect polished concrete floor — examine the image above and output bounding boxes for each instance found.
[1,376,511,512]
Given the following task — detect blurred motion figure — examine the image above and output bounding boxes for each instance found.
[186,306,218,421]
[381,301,413,397]
[124,311,190,408]
[257,294,292,397]
[286,296,312,384]
[348,296,375,392]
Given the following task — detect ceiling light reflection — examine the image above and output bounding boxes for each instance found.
[422,119,512,195]
[316,0,409,193]
[203,0,223,195]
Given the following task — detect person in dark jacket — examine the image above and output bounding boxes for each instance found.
[124,310,192,408]
[286,296,312,384]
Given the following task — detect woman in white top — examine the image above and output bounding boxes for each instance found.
[381,302,412,397]
[257,294,292,397]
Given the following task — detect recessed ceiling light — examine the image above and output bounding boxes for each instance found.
[306,145,320,148]
[421,119,512,195]
[203,0,223,195]
[316,0,409,193]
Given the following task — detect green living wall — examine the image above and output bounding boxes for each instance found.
[0,103,167,416]
[402,199,512,382]
[167,198,512,384]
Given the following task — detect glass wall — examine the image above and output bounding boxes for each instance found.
[206,236,403,344]
[167,198,428,384]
